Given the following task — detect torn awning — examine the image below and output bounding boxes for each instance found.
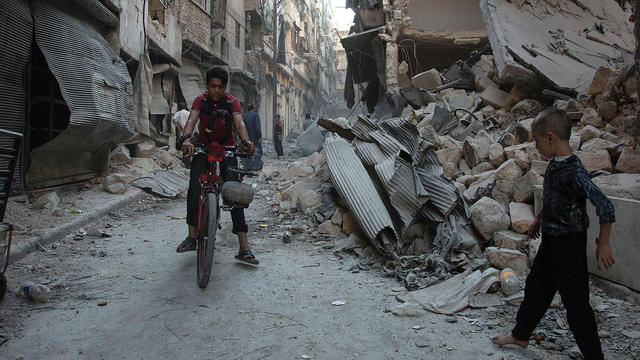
[178,60,205,108]
[341,26,384,84]
[151,73,170,115]
[480,0,635,93]
[131,169,189,198]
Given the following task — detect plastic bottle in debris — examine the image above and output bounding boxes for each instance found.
[499,268,520,296]
[19,282,50,303]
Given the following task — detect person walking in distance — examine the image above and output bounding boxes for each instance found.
[274,114,284,159]
[176,66,259,264]
[242,104,262,170]
[302,113,314,131]
[492,109,615,360]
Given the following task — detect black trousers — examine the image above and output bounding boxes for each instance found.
[186,154,248,234]
[512,231,603,360]
[274,134,283,156]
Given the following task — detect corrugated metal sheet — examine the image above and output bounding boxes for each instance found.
[0,0,31,191]
[388,157,429,232]
[380,118,420,157]
[353,139,385,169]
[325,136,399,256]
[28,1,136,187]
[351,114,379,142]
[369,130,407,159]
[374,157,395,195]
[131,170,189,198]
[68,0,118,28]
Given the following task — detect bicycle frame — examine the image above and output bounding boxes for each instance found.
[196,152,222,236]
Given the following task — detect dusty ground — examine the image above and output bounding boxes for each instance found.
[1,147,639,360]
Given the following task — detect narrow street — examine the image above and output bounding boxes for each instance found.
[0,154,589,360]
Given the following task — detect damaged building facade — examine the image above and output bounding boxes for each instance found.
[0,0,340,191]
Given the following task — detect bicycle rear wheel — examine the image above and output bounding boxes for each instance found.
[197,192,218,288]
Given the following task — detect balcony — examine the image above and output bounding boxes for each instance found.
[211,0,226,29]
[245,0,263,25]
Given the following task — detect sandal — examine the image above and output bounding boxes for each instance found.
[176,237,197,253]
[234,249,259,265]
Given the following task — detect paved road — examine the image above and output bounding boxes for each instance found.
[1,183,572,360]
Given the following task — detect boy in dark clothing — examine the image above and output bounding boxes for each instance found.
[492,109,615,360]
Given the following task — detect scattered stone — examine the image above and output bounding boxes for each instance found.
[580,138,618,155]
[31,192,60,213]
[593,174,640,200]
[436,147,463,165]
[470,197,511,240]
[103,174,128,195]
[342,211,358,235]
[488,143,505,167]
[504,142,538,169]
[411,69,442,90]
[588,66,619,96]
[509,202,535,234]
[282,164,314,181]
[493,230,528,250]
[554,99,584,120]
[580,108,604,128]
[463,173,496,204]
[515,118,534,143]
[485,247,529,274]
[597,101,617,122]
[510,99,543,120]
[575,150,612,172]
[110,144,131,163]
[481,105,496,118]
[133,140,155,158]
[615,147,640,174]
[579,125,601,143]
[506,85,535,109]
[529,160,548,177]
[480,86,510,110]
[318,220,342,236]
[463,137,491,168]
[331,207,344,226]
[471,162,495,175]
[513,170,543,203]
[569,132,581,152]
[296,190,321,213]
[391,302,424,317]
[283,231,292,243]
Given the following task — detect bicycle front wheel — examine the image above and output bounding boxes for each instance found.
[197,192,218,288]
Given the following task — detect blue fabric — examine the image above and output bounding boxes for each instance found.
[541,155,615,236]
[242,111,262,143]
[245,143,263,171]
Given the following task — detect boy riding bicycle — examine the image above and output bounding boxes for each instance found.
[177,66,258,264]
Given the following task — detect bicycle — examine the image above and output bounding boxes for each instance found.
[191,142,256,288]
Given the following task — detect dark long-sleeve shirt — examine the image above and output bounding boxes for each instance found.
[242,111,262,143]
[541,155,615,236]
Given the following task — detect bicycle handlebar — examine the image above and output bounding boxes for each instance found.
[190,143,250,159]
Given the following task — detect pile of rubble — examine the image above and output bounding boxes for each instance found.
[270,48,640,294]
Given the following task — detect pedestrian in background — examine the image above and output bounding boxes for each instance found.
[242,104,263,170]
[303,113,314,131]
[274,114,284,159]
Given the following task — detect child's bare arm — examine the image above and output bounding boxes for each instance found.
[596,222,614,270]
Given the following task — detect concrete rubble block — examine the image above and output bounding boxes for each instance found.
[615,147,640,174]
[133,140,156,158]
[488,143,505,168]
[438,88,467,103]
[504,142,538,169]
[471,55,496,79]
[593,174,640,200]
[515,118,534,143]
[449,93,476,111]
[304,152,323,169]
[411,69,442,90]
[494,109,515,128]
[506,84,536,108]
[529,160,549,177]
[454,181,466,194]
[470,197,511,240]
[493,230,529,250]
[589,66,619,96]
[297,125,325,157]
[331,207,345,226]
[495,159,523,181]
[513,170,544,203]
[476,74,497,92]
[471,162,495,175]
[580,108,604,128]
[463,136,491,168]
[597,101,617,122]
[580,125,602,143]
[442,162,458,180]
[128,158,159,173]
[103,174,128,195]
[485,247,529,275]
[463,173,496,204]
[342,211,358,235]
[459,159,471,173]
[398,61,412,88]
[600,131,618,144]
[110,144,131,163]
[154,151,175,168]
[495,179,516,194]
[499,132,519,148]
[510,99,543,120]
[318,220,342,236]
[281,163,314,181]
[296,190,321,213]
[492,188,511,211]
[282,182,310,201]
[481,105,496,118]
[569,132,581,153]
[509,202,535,234]
[580,138,618,155]
[435,147,462,165]
[31,192,60,212]
[554,99,585,120]
[480,85,510,110]
[575,150,612,173]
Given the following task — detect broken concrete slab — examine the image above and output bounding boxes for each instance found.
[504,142,539,169]
[103,174,129,195]
[463,136,491,168]
[318,220,342,236]
[615,147,640,174]
[485,247,529,275]
[296,190,321,213]
[481,0,634,94]
[493,230,528,250]
[597,101,617,122]
[479,85,510,110]
[593,174,640,201]
[110,144,131,163]
[464,173,496,204]
[488,143,505,167]
[133,140,156,158]
[513,170,544,203]
[575,150,612,173]
[554,99,585,120]
[510,99,542,120]
[580,108,605,128]
[411,69,442,90]
[515,118,534,143]
[580,125,602,143]
[580,138,618,155]
[130,170,189,198]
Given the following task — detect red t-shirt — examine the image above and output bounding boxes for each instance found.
[192,93,242,157]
